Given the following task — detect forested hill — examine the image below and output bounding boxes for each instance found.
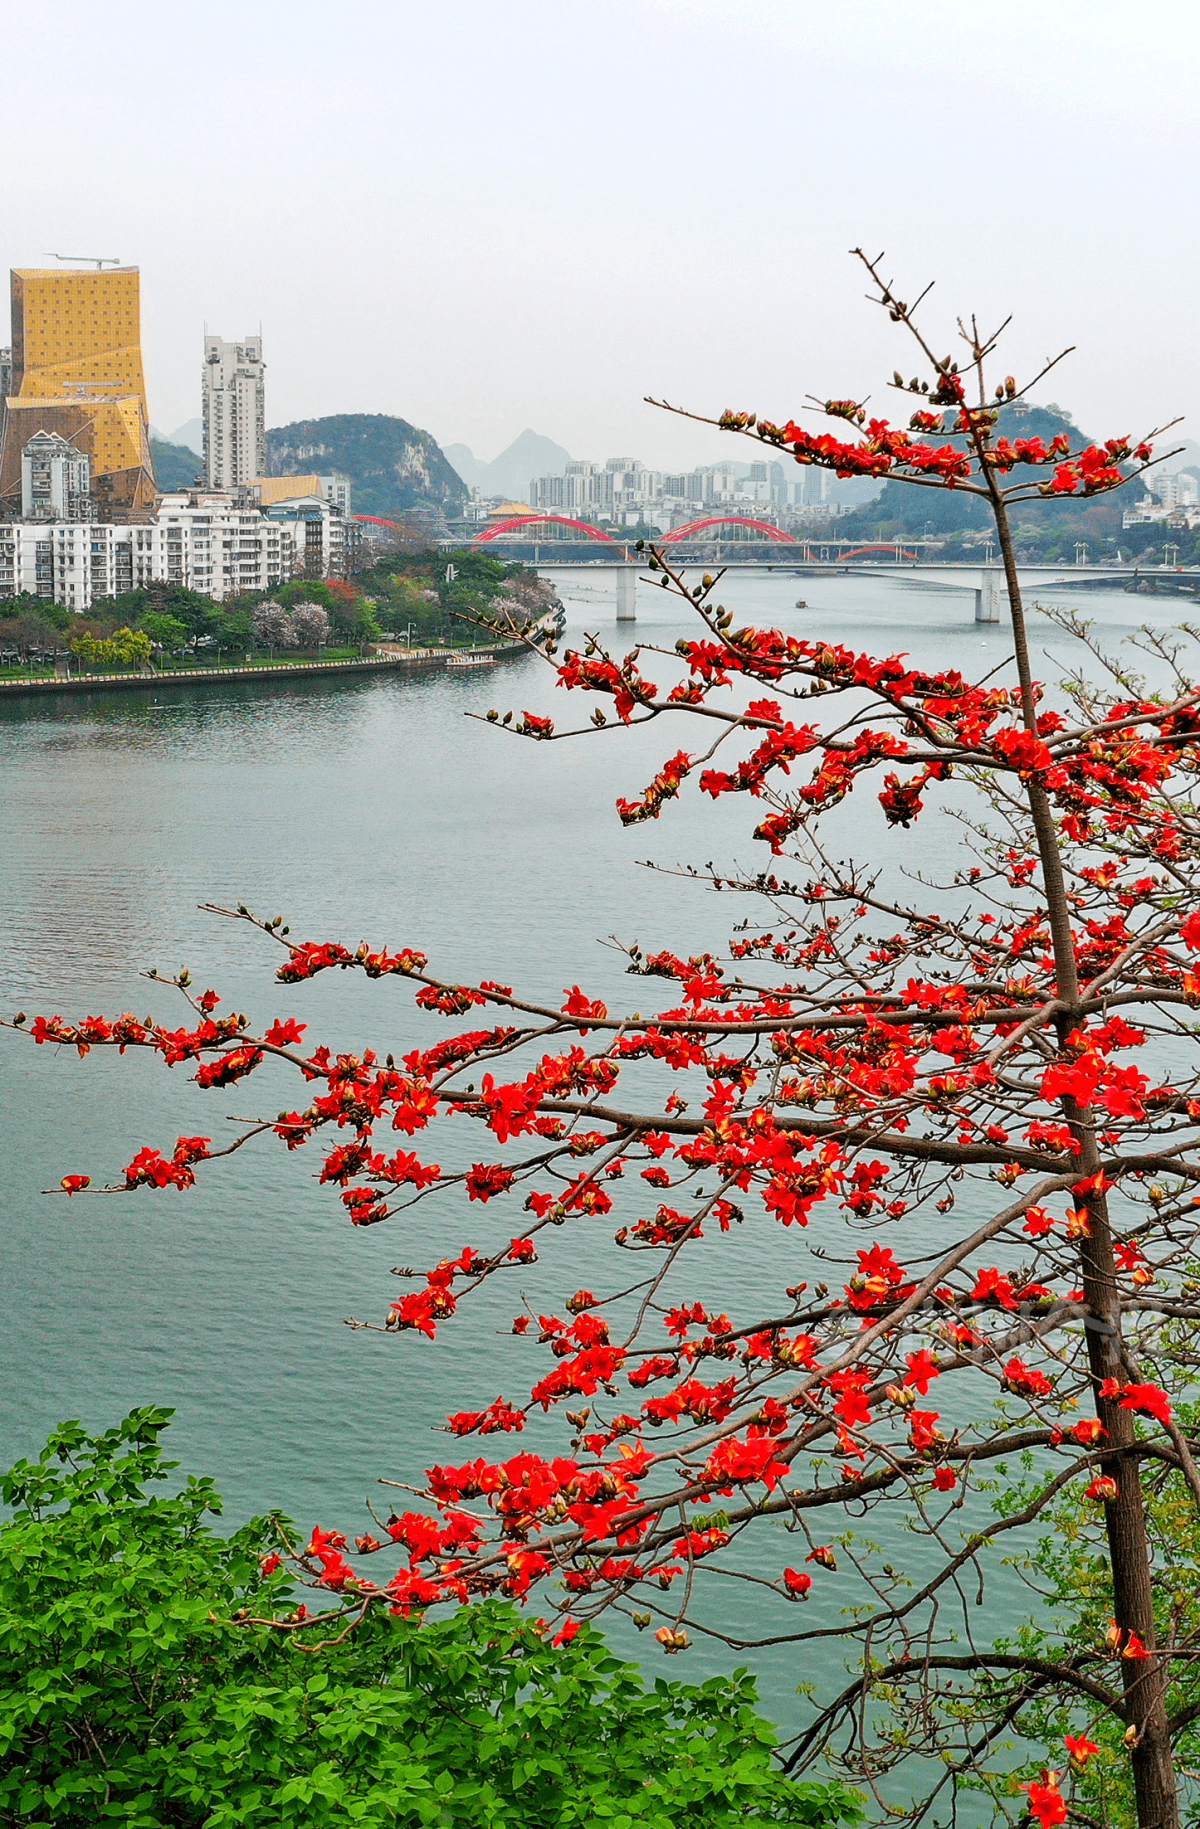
[266,415,467,521]
[149,438,205,492]
[838,403,1092,540]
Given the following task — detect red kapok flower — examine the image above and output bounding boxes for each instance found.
[1117,1382,1172,1426]
[263,1017,307,1047]
[1024,1775,1067,1829]
[1064,1733,1100,1766]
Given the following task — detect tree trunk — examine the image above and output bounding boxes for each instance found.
[990,489,1180,1828]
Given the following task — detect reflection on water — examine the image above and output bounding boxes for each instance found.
[0,570,1178,1730]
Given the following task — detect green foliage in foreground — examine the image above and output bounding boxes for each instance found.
[0,1410,860,1829]
[974,1403,1200,1824]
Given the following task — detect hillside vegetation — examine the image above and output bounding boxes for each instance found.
[834,402,1150,562]
[149,438,204,492]
[266,415,467,522]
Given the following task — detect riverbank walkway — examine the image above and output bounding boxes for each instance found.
[0,644,524,697]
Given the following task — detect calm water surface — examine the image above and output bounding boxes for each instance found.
[0,567,1171,1733]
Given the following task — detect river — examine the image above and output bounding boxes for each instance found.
[0,564,1175,1743]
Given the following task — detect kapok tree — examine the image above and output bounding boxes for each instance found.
[12,250,1200,1829]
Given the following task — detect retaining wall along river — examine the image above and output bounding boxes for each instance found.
[0,644,523,695]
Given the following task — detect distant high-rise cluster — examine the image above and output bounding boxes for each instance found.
[203,333,265,488]
[0,264,155,515]
[520,455,839,530]
[1122,468,1200,531]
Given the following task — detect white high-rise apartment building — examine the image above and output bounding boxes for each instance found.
[203,334,265,488]
[21,431,91,520]
[1152,472,1200,510]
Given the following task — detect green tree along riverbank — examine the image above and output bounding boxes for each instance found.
[0,550,559,676]
[0,1410,859,1829]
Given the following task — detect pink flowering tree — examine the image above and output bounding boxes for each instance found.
[13,252,1200,1829]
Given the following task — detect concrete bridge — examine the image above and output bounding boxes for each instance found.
[836,563,1200,622]
[531,558,1199,626]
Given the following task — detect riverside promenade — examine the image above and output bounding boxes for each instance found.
[0,643,524,697]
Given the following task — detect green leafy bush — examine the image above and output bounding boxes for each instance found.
[67,626,152,668]
[0,1410,859,1828]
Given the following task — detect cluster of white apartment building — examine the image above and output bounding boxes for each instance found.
[0,488,351,611]
[1122,470,1200,531]
[522,456,843,530]
[0,319,362,611]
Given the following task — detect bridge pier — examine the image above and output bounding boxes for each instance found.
[615,566,637,622]
[975,571,1004,624]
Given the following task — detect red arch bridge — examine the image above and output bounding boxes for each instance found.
[471,514,807,548]
[473,515,622,545]
[660,516,797,545]
[461,516,922,561]
[356,515,420,536]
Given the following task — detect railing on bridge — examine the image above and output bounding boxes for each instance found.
[445,517,946,564]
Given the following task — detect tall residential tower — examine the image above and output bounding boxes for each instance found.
[0,265,155,515]
[202,334,264,488]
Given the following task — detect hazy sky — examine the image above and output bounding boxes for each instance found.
[3,0,1196,469]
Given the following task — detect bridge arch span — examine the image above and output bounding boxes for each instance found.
[660,516,798,545]
[836,543,920,561]
[473,515,620,545]
[355,515,417,535]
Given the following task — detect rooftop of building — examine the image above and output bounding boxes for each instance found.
[12,266,139,278]
[22,429,88,455]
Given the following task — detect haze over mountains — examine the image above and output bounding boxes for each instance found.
[146,406,1200,528]
[151,419,573,512]
[443,430,572,501]
[167,420,203,456]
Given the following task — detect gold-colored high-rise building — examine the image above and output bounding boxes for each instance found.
[0,265,156,515]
